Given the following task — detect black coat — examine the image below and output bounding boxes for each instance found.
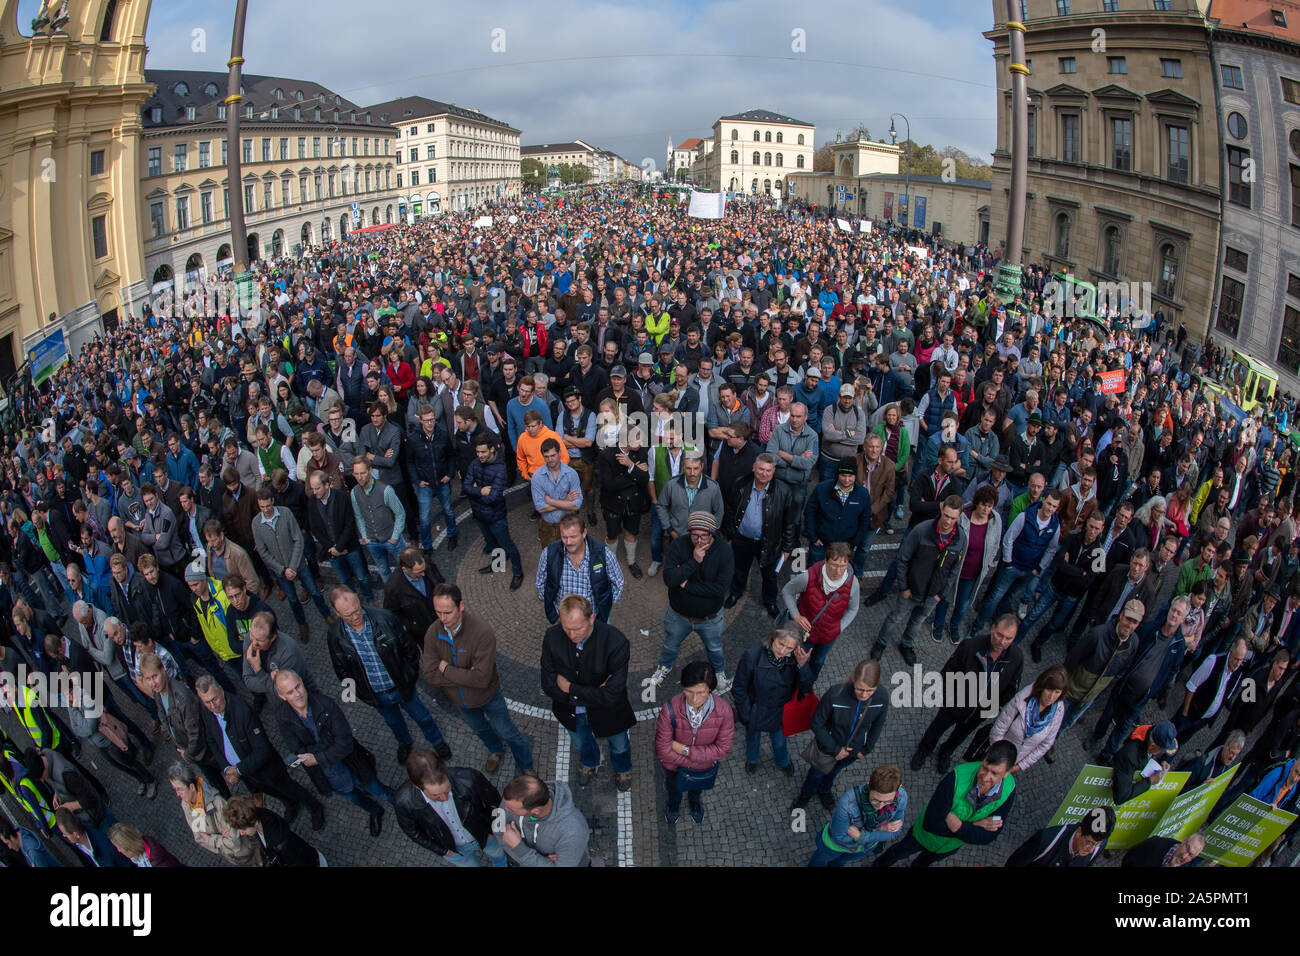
[540,618,636,737]
[1087,565,1156,627]
[199,693,276,780]
[404,422,456,487]
[940,632,1023,711]
[722,476,797,565]
[273,689,379,793]
[326,606,422,705]
[731,643,813,732]
[1122,835,1182,868]
[809,680,890,759]
[394,767,501,856]
[253,806,321,867]
[307,486,361,558]
[382,565,445,649]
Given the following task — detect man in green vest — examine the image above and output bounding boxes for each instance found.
[254,422,296,481]
[872,739,1018,867]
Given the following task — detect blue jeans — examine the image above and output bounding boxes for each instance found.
[276,563,330,625]
[417,482,458,549]
[476,516,522,576]
[445,837,507,867]
[881,593,935,649]
[570,712,631,773]
[372,687,444,748]
[811,531,873,579]
[818,453,840,482]
[744,724,791,767]
[323,761,393,814]
[806,640,836,683]
[933,575,977,638]
[365,539,405,579]
[657,607,727,676]
[459,690,534,771]
[1025,586,1081,642]
[970,564,1036,635]
[1061,695,1094,730]
[799,754,857,798]
[329,550,376,602]
[809,830,878,867]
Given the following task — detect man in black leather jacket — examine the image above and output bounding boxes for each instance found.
[722,453,797,617]
[394,748,505,866]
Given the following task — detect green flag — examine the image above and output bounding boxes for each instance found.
[1150,766,1239,842]
[1202,795,1297,866]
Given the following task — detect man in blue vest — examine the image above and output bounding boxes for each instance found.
[535,513,624,625]
[966,489,1062,640]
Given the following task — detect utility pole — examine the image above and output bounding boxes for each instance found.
[225,0,251,281]
[994,0,1029,308]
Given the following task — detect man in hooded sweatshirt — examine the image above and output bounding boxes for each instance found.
[498,772,590,867]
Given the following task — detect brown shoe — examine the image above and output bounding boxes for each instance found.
[298,622,311,645]
[484,752,503,774]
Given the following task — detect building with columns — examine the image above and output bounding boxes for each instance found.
[366,96,520,217]
[698,109,816,195]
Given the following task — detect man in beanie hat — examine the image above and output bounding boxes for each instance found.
[1111,719,1178,805]
[648,510,735,694]
[1006,805,1115,867]
[805,456,873,577]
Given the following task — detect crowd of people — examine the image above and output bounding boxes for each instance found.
[0,182,1296,869]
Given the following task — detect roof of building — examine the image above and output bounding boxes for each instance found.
[719,109,814,127]
[142,70,380,131]
[364,95,519,132]
[1207,0,1300,44]
[521,142,594,154]
[676,137,703,150]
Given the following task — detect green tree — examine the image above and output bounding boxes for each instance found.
[568,163,591,184]
[521,158,545,191]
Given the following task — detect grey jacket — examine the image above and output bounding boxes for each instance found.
[358,420,405,487]
[655,474,725,537]
[964,424,1001,482]
[498,779,591,867]
[138,502,188,567]
[250,506,306,577]
[767,422,819,486]
[242,631,316,697]
[76,607,126,681]
[821,402,867,460]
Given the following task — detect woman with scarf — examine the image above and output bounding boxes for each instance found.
[964,664,1067,772]
[654,661,735,825]
[732,628,815,775]
[808,763,908,867]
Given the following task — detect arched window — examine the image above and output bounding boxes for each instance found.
[203,83,219,97]
[765,131,772,142]
[776,153,783,167]
[99,0,118,41]
[797,134,805,145]
[295,90,304,101]
[272,88,284,100]
[731,129,738,140]
[776,132,784,143]
[1103,226,1122,276]
[796,155,805,168]
[753,151,760,165]
[174,82,189,96]
[1157,244,1179,299]
[1054,212,1071,259]
[753,130,761,141]
[730,150,738,164]
[751,178,759,193]
[764,152,772,166]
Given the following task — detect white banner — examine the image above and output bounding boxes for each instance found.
[473,216,494,228]
[688,191,726,219]
[836,218,851,232]
[906,245,929,258]
[860,220,873,234]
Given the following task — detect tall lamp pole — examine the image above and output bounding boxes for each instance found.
[889,113,911,231]
[995,0,1030,307]
[225,0,250,277]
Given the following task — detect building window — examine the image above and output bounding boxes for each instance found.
[776,132,783,143]
[1108,57,1127,74]
[1224,247,1249,272]
[1290,275,1300,298]
[221,141,227,165]
[173,143,187,172]
[1284,78,1300,104]
[1061,114,1080,163]
[1020,0,1028,18]
[1292,164,1300,226]
[313,137,321,158]
[411,170,419,186]
[797,155,805,168]
[328,172,336,197]
[428,168,436,183]
[201,191,213,223]
[1054,213,1071,259]
[1275,8,1289,26]
[753,130,760,141]
[1227,147,1252,206]
[185,106,196,121]
[223,187,228,215]
[91,214,108,259]
[293,106,301,121]
[263,181,273,209]
[765,131,772,142]
[1227,112,1248,140]
[730,150,738,164]
[1028,111,1036,158]
[280,138,289,160]
[1282,306,1300,371]
[241,139,252,163]
[1056,0,1070,13]
[731,129,738,140]
[244,184,254,212]
[1111,116,1133,170]
[775,153,783,167]
[89,149,105,176]
[1219,65,1244,90]
[217,105,227,121]
[409,148,418,163]
[427,145,435,160]
[798,134,805,145]
[1166,125,1189,183]
[427,123,435,133]
[198,141,211,168]
[149,201,164,237]
[175,196,189,230]
[1060,57,1076,73]
[1161,59,1182,78]
[1102,226,1122,276]
[396,173,403,189]
[1154,0,1171,9]
[149,107,161,123]
[261,138,271,162]
[1216,276,1245,337]
[752,151,760,165]
[299,175,308,200]
[313,173,322,200]
[1102,0,1118,10]
[1157,244,1179,299]
[764,152,772,165]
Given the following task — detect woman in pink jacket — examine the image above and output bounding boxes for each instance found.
[967,664,1068,774]
[655,661,735,824]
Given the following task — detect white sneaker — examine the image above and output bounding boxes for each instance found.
[648,665,670,687]
[647,561,661,577]
[715,672,734,695]
[1018,601,1030,618]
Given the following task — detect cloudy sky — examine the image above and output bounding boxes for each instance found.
[58,0,997,167]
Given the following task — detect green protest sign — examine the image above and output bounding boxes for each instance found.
[1048,765,1114,826]
[1151,766,1239,842]
[1107,772,1189,851]
[1202,795,1297,866]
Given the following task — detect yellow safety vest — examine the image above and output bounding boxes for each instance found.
[16,685,57,750]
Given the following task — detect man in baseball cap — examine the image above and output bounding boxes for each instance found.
[646,510,736,700]
[1110,718,1178,805]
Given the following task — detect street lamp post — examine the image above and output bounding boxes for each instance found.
[225,0,250,274]
[889,113,911,232]
[995,0,1030,307]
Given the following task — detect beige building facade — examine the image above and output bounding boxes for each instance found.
[986,0,1221,334]
[368,96,520,217]
[699,109,816,194]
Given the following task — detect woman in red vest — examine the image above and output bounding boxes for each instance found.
[778,542,861,682]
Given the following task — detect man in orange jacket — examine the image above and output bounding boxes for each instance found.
[516,410,569,480]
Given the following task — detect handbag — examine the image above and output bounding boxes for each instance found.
[801,737,839,774]
[782,691,820,737]
[667,703,719,792]
[96,710,129,752]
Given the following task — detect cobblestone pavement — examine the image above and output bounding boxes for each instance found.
[1,483,1275,868]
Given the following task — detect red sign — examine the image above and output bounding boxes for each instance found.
[1099,370,1126,394]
